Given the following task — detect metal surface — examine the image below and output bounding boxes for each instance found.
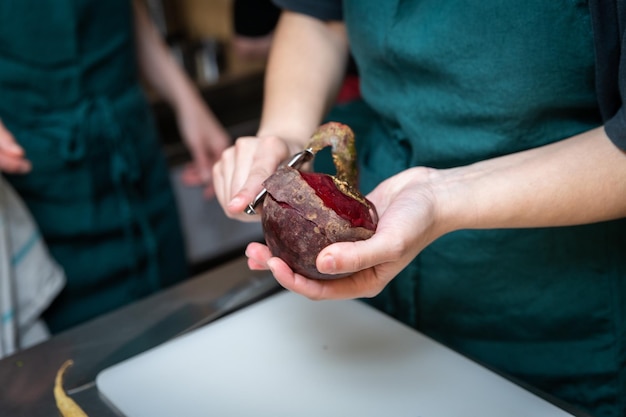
[244,148,315,215]
[170,165,264,268]
[96,292,590,417]
[0,257,278,417]
[0,254,592,417]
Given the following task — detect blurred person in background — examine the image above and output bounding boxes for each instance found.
[0,0,230,333]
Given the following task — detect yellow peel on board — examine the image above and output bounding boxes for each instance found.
[54,360,88,417]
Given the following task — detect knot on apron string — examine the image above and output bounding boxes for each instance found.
[73,96,161,292]
[60,135,86,162]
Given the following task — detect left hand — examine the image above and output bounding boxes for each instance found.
[176,97,231,198]
[246,166,447,300]
[131,0,231,198]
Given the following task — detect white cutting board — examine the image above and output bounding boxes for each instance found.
[96,291,577,417]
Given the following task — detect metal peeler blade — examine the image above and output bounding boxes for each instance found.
[244,148,314,215]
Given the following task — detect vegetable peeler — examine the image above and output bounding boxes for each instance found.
[244,148,315,215]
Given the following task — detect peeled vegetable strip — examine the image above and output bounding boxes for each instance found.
[54,360,88,417]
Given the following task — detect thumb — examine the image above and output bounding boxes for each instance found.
[226,169,269,215]
[316,233,397,276]
[227,147,289,215]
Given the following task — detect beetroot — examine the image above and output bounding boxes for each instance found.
[261,122,377,280]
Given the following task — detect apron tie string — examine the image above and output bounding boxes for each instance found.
[63,96,160,292]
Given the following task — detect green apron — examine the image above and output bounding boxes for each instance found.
[327,1,626,415]
[0,0,188,333]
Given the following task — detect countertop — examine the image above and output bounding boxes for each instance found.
[0,257,281,417]
[0,254,590,417]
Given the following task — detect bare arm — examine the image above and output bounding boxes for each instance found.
[132,0,230,189]
[132,0,202,118]
[213,11,350,218]
[436,127,626,231]
[257,11,350,141]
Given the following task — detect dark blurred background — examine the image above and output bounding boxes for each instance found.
[144,0,271,276]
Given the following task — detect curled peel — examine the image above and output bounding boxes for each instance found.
[54,360,88,417]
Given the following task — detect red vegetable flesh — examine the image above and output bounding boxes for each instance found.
[300,171,377,231]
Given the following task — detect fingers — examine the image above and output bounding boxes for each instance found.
[188,142,213,183]
[214,143,255,218]
[0,123,23,155]
[178,162,218,199]
[313,170,436,289]
[224,140,262,212]
[245,242,272,270]
[269,257,388,300]
[186,128,231,184]
[245,241,390,301]
[177,101,231,186]
[180,163,203,186]
[202,183,216,199]
[316,233,402,276]
[0,121,30,174]
[0,154,31,173]
[245,242,337,298]
[213,135,291,220]
[230,136,290,208]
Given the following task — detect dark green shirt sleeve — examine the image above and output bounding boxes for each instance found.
[589,0,626,150]
[272,0,343,21]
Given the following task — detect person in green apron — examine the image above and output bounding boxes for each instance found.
[0,0,230,333]
[214,1,626,416]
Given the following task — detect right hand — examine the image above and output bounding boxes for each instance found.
[213,135,295,222]
[0,120,31,174]
[174,93,231,199]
